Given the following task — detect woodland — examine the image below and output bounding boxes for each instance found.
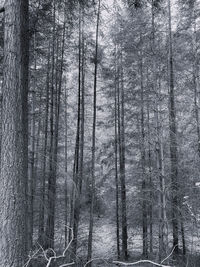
[0,0,200,266]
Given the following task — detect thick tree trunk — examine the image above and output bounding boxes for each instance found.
[0,0,29,266]
[168,0,179,255]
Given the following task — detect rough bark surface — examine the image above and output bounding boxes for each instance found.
[0,0,29,266]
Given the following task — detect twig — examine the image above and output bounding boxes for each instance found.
[37,242,49,261]
[23,249,41,267]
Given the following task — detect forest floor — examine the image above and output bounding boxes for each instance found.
[46,215,200,266]
[75,216,200,266]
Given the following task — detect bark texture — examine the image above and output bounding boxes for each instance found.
[0,0,29,266]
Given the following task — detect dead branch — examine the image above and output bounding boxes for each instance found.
[113,260,173,267]
[84,258,110,267]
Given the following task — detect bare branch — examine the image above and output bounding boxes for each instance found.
[23,249,41,267]
[161,245,178,264]
[84,258,110,267]
[113,260,173,267]
[59,263,75,267]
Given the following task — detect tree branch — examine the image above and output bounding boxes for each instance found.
[113,260,173,267]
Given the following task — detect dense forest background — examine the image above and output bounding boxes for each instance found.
[0,0,200,266]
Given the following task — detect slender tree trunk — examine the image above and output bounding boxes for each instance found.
[68,1,82,249]
[45,0,56,249]
[146,81,153,254]
[158,63,168,256]
[168,0,179,255]
[119,51,128,260]
[64,82,68,247]
[87,0,101,264]
[114,45,120,259]
[0,0,29,265]
[73,3,85,256]
[38,43,50,244]
[29,32,37,249]
[192,8,200,158]
[181,219,186,255]
[140,53,148,259]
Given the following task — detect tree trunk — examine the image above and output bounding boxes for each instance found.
[29,32,37,249]
[45,0,56,249]
[168,0,179,255]
[38,42,50,244]
[0,0,29,265]
[64,82,68,247]
[87,0,101,265]
[114,45,120,259]
[119,51,128,260]
[72,3,85,257]
[140,52,148,259]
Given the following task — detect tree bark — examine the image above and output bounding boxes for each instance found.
[0,0,29,265]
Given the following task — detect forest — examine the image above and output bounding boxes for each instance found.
[0,0,200,266]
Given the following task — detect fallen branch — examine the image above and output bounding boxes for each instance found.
[45,226,74,267]
[84,258,109,267]
[113,260,173,267]
[59,263,75,267]
[161,245,177,264]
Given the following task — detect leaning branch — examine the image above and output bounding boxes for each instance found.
[0,7,5,13]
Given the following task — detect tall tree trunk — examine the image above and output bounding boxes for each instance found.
[114,45,120,259]
[38,43,50,244]
[192,5,200,159]
[64,82,68,247]
[146,77,153,254]
[29,32,37,249]
[119,51,128,260]
[140,53,148,259]
[87,0,101,264]
[72,3,85,257]
[168,0,179,255]
[0,0,29,265]
[69,1,82,249]
[45,0,56,249]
